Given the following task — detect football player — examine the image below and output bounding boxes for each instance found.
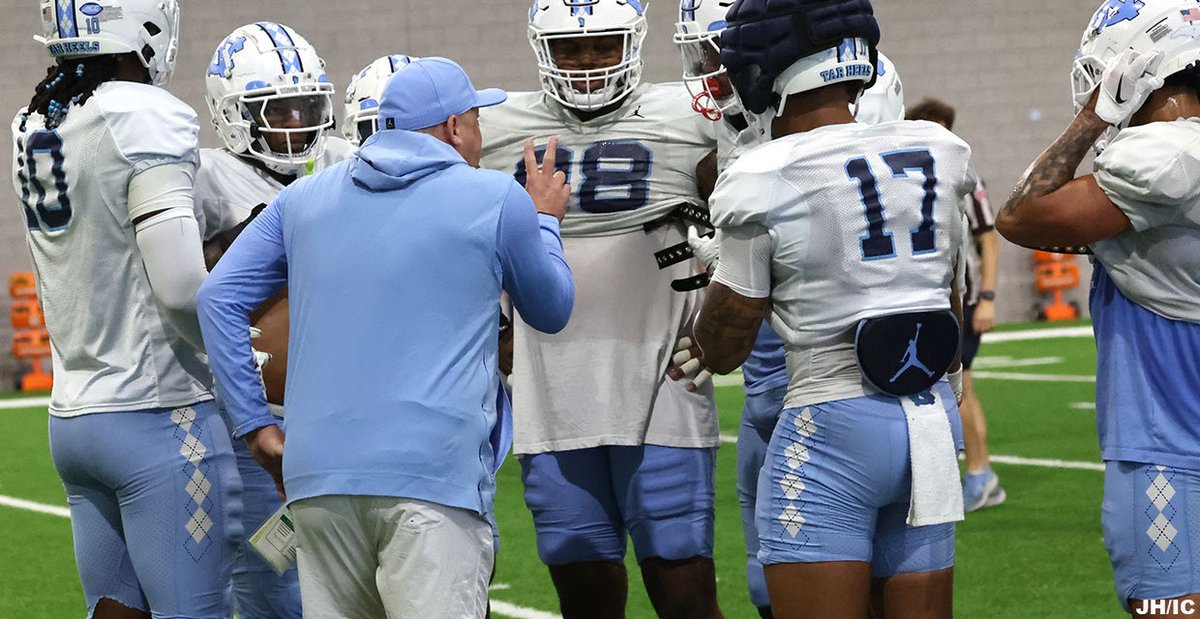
[344,55,419,146]
[696,0,973,616]
[674,4,906,614]
[195,22,350,619]
[478,1,722,616]
[998,0,1200,612]
[13,2,242,617]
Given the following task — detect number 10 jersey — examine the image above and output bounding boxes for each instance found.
[10,82,212,417]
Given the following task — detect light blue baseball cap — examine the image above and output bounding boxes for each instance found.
[377,57,507,131]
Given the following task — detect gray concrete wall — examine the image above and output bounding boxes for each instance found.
[0,0,1103,386]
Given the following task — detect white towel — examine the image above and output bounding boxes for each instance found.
[902,391,964,527]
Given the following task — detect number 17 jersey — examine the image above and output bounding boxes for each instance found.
[712,120,973,351]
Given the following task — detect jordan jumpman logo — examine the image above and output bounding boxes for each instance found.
[890,322,935,383]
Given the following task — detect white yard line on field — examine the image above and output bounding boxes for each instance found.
[0,494,69,518]
[0,396,51,410]
[971,356,1064,369]
[981,326,1092,343]
[970,371,1095,383]
[490,601,562,619]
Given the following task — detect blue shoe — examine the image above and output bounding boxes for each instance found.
[963,468,1006,513]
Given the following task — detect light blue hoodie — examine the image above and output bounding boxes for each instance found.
[197,129,573,515]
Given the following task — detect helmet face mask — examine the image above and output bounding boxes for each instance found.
[39,0,180,86]
[205,22,334,174]
[528,0,648,112]
[674,0,739,120]
[1073,0,1200,151]
[343,55,418,145]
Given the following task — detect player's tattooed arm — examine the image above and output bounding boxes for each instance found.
[694,282,769,374]
[997,97,1131,250]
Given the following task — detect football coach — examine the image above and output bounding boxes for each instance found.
[197,57,575,618]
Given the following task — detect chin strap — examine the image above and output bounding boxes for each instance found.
[691,91,723,122]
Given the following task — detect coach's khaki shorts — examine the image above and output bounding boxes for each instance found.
[291,495,493,619]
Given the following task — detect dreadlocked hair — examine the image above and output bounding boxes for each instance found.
[23,55,123,130]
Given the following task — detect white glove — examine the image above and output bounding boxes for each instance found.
[687,225,719,270]
[947,367,963,405]
[1095,49,1164,127]
[669,335,712,390]
[249,327,272,370]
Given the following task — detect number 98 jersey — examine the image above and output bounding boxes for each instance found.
[11,82,211,417]
[711,120,974,350]
[479,83,717,237]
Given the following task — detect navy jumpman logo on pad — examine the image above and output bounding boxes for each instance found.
[890,323,935,383]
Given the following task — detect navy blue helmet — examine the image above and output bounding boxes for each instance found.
[721,0,881,114]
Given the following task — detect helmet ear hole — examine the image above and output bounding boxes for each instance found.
[140,44,155,64]
[143,21,161,37]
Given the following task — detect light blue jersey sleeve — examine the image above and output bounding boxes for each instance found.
[496,183,574,333]
[197,200,288,438]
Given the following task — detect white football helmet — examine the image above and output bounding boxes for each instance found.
[205,22,334,174]
[773,37,875,117]
[343,55,419,145]
[529,0,648,111]
[674,0,737,120]
[1073,0,1200,148]
[854,52,904,125]
[38,0,180,86]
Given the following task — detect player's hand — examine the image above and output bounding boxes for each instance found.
[972,300,996,335]
[1095,49,1164,126]
[666,335,713,392]
[687,225,719,270]
[246,424,286,500]
[523,136,570,222]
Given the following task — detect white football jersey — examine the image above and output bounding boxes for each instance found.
[711,120,971,405]
[11,82,211,417]
[195,137,355,240]
[479,83,720,453]
[480,83,717,237]
[1093,119,1200,323]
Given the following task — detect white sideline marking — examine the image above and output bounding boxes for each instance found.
[989,455,1104,472]
[981,326,1092,343]
[971,356,1064,369]
[491,600,562,619]
[1070,402,1097,410]
[971,371,1095,383]
[489,583,512,591]
[0,396,50,410]
[0,494,70,518]
[721,434,1104,472]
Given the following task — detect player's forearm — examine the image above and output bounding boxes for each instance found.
[694,283,767,374]
[196,206,288,437]
[978,230,1000,293]
[998,109,1108,234]
[135,211,209,351]
[499,191,575,334]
